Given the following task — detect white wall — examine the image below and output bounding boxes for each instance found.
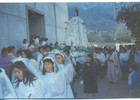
[55,3,68,43]
[0,3,27,51]
[0,3,68,51]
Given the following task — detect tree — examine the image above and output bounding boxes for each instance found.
[115,23,131,43]
[116,3,140,47]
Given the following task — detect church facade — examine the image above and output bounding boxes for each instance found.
[0,3,68,50]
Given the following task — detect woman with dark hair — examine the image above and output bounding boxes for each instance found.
[83,54,98,98]
[21,49,40,73]
[55,53,74,98]
[42,57,67,98]
[12,61,45,98]
[8,46,16,61]
[21,49,32,59]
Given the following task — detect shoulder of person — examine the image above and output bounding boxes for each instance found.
[34,77,44,85]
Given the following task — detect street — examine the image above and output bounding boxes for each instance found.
[73,76,140,99]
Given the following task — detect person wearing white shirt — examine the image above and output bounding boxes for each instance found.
[119,47,128,79]
[96,48,106,79]
[21,39,28,50]
[42,38,49,46]
[34,37,39,46]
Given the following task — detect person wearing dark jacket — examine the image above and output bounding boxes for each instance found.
[83,54,98,98]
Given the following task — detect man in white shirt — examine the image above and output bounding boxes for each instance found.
[96,48,106,79]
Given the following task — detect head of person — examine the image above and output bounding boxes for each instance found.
[124,45,128,51]
[1,47,8,56]
[38,46,48,56]
[95,47,99,53]
[55,41,58,45]
[30,40,35,45]
[42,57,55,75]
[55,53,64,64]
[86,54,93,63]
[44,38,48,42]
[12,61,35,87]
[21,49,32,59]
[131,44,136,51]
[122,47,127,53]
[44,46,50,52]
[64,49,70,56]
[8,46,15,54]
[38,46,45,54]
[98,48,102,54]
[126,45,131,50]
[128,63,137,72]
[16,50,22,57]
[107,47,113,55]
[23,39,27,44]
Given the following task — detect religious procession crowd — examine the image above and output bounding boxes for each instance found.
[0,35,140,98]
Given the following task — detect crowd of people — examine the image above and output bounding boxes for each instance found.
[91,45,139,97]
[0,35,140,98]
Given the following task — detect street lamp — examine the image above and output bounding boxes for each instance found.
[114,2,118,43]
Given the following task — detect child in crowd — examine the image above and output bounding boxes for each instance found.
[128,63,139,98]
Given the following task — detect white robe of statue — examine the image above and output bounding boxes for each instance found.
[13,78,45,98]
[43,72,67,98]
[57,64,74,98]
[106,52,122,83]
[65,16,88,47]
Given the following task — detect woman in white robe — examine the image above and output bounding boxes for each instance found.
[55,53,74,98]
[42,57,67,98]
[12,61,45,98]
[0,68,17,98]
[106,49,122,83]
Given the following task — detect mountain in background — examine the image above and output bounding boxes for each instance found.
[68,3,121,32]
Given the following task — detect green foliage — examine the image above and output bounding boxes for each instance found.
[78,46,87,52]
[117,3,140,40]
[87,31,114,43]
[115,24,131,43]
[78,46,94,54]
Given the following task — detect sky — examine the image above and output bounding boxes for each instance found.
[68,3,120,32]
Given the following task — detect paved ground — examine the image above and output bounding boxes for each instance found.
[73,76,140,99]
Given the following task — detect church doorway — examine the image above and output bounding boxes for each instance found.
[27,8,45,43]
